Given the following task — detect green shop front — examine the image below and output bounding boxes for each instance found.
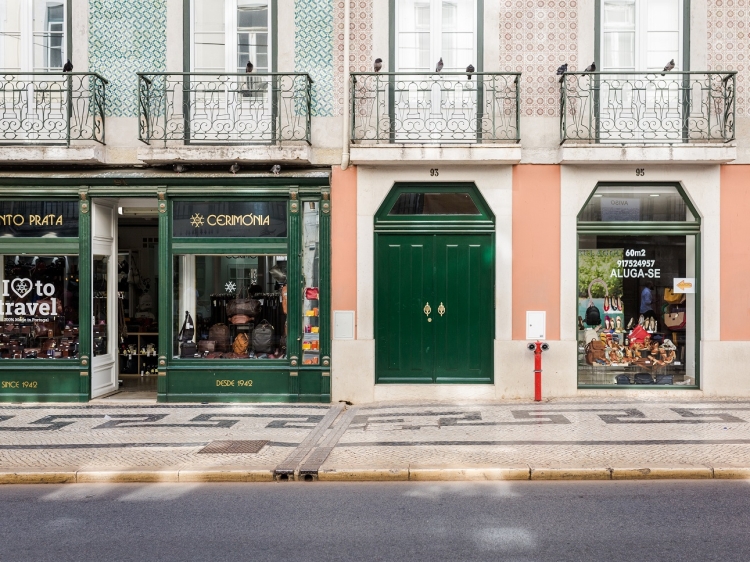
[0,176,331,403]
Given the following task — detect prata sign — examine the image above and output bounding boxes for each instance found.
[173,201,287,238]
[1,278,59,321]
[0,201,79,237]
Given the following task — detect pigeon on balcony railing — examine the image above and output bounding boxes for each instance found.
[374,58,382,72]
[585,62,596,72]
[230,162,240,174]
[662,59,675,76]
[271,165,281,175]
[466,64,475,80]
[246,61,254,73]
[63,60,73,73]
[435,58,443,73]
[556,63,568,83]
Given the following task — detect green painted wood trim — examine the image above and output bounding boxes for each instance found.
[319,191,331,367]
[164,361,292,370]
[0,364,82,372]
[594,0,601,68]
[477,0,484,72]
[157,195,170,396]
[389,0,395,70]
[0,393,85,403]
[78,192,91,399]
[162,393,327,403]
[287,195,301,366]
[66,0,72,64]
[683,0,691,71]
[171,240,288,253]
[577,224,701,235]
[0,240,79,254]
[0,177,330,189]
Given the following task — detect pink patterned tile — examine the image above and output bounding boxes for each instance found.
[707,0,748,115]
[334,0,374,115]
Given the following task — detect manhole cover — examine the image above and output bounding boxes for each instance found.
[198,440,269,454]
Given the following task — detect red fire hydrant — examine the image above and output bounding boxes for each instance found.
[527,341,549,401]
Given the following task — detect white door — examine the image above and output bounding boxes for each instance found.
[91,199,118,398]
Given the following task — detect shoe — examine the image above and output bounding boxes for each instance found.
[604,315,611,330]
[615,316,623,332]
[603,297,610,311]
[627,317,634,330]
[651,318,658,332]
[638,314,645,326]
[578,316,584,330]
[610,296,618,311]
[618,296,623,311]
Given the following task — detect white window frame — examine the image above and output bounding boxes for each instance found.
[0,0,67,71]
[394,0,477,72]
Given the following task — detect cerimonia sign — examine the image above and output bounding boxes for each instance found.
[173,201,287,238]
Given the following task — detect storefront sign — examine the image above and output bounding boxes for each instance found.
[673,278,695,293]
[173,202,287,238]
[611,249,660,279]
[0,279,59,321]
[0,201,79,237]
[600,197,641,221]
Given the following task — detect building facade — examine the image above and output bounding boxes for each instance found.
[0,0,748,403]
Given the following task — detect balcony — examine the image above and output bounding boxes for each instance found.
[349,72,521,165]
[559,71,737,164]
[136,73,313,165]
[0,72,107,163]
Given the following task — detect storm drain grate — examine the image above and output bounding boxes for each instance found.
[198,440,269,454]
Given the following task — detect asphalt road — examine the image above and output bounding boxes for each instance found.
[2,481,750,562]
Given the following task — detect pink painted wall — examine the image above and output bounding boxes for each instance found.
[720,165,750,340]
[512,165,561,340]
[331,166,358,336]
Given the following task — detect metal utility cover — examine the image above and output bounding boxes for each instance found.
[198,440,269,454]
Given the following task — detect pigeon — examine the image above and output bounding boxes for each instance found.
[435,58,443,73]
[271,164,281,175]
[229,162,240,174]
[466,63,475,80]
[62,59,73,72]
[374,58,382,72]
[246,61,253,73]
[584,61,596,72]
[173,163,187,173]
[556,63,568,83]
[662,59,675,75]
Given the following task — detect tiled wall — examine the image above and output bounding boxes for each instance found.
[500,0,579,116]
[707,0,748,116]
[88,0,167,117]
[334,0,373,115]
[295,0,335,116]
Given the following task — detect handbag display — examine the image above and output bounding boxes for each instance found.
[180,341,197,358]
[197,340,216,353]
[585,339,607,365]
[663,288,686,304]
[305,287,319,300]
[232,333,249,355]
[226,287,261,318]
[663,311,686,330]
[178,311,195,343]
[629,324,649,343]
[209,323,231,352]
[252,320,274,353]
[229,314,251,325]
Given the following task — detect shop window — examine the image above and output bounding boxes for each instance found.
[0,255,79,360]
[388,192,480,215]
[92,255,108,357]
[173,255,287,360]
[577,183,698,387]
[302,201,319,365]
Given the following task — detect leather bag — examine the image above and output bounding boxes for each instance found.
[232,333,249,355]
[585,339,607,365]
[305,287,319,300]
[663,288,686,304]
[178,311,195,343]
[209,323,231,352]
[585,278,609,327]
[663,311,686,330]
[629,324,649,343]
[226,287,261,318]
[229,314,251,325]
[252,320,274,353]
[197,340,216,353]
[180,341,197,358]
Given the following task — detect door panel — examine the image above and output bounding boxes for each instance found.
[433,235,493,382]
[375,233,493,384]
[376,235,434,383]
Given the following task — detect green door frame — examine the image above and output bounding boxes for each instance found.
[576,182,701,389]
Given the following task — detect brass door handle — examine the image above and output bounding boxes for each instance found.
[423,302,431,316]
[438,302,446,317]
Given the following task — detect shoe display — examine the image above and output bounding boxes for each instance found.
[626,317,634,330]
[578,316,585,331]
[638,314,645,326]
[615,316,623,332]
[603,296,610,311]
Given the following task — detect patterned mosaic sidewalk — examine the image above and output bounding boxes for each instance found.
[2,398,750,475]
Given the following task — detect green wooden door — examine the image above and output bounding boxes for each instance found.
[375,234,494,383]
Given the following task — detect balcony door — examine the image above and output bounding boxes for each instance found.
[188,0,273,143]
[392,0,478,142]
[598,0,685,142]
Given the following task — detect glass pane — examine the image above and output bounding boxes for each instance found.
[603,0,635,28]
[579,185,694,222]
[397,0,431,71]
[1,0,23,70]
[32,1,64,70]
[441,0,474,71]
[173,255,287,360]
[603,32,635,70]
[93,256,108,357]
[0,255,79,360]
[647,0,679,31]
[389,192,480,215]
[577,235,695,386]
[237,2,268,73]
[194,0,225,72]
[302,202,320,365]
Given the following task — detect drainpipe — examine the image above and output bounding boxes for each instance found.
[340,0,351,170]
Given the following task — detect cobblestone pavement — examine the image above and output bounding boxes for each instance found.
[3,398,750,475]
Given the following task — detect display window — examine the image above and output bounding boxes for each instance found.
[0,255,80,360]
[577,184,698,387]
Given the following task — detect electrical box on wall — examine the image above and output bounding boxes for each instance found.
[526,311,546,340]
[333,311,355,340]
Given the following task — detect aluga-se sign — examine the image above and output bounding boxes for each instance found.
[0,278,59,319]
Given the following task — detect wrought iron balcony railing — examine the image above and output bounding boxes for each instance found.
[351,72,520,143]
[560,71,736,144]
[0,72,107,145]
[137,73,313,145]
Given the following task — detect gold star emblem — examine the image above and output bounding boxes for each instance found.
[190,213,204,228]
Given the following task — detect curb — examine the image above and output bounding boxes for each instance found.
[1,466,749,484]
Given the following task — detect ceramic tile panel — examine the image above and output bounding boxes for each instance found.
[707,0,748,116]
[334,0,374,115]
[295,0,335,117]
[88,0,167,118]
[500,0,578,116]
